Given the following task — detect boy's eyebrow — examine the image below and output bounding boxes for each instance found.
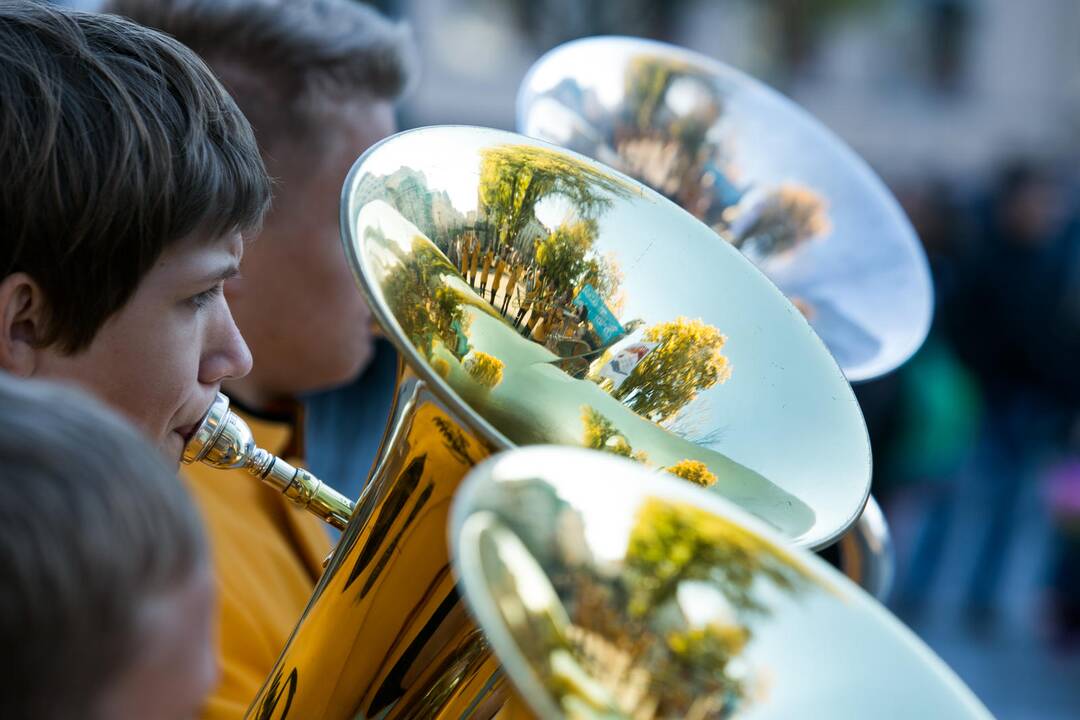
[201,261,241,284]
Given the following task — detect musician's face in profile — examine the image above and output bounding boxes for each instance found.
[96,565,219,720]
[224,100,396,402]
[23,233,253,464]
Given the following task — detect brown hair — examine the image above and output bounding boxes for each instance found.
[105,0,418,160]
[0,373,207,720]
[0,0,271,353]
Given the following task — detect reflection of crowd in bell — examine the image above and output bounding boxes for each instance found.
[448,230,600,360]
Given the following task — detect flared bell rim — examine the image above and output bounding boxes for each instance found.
[340,125,872,551]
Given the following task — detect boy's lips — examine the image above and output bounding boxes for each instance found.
[175,422,199,444]
[177,397,220,446]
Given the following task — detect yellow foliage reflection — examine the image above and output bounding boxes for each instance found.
[730,183,832,259]
[665,459,717,487]
[465,350,505,389]
[613,317,732,423]
[624,500,814,619]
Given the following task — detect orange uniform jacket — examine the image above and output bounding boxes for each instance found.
[182,407,332,720]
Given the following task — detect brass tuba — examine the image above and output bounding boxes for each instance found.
[516,37,934,600]
[186,125,874,718]
[451,446,991,719]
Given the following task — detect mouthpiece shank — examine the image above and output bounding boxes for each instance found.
[182,393,354,530]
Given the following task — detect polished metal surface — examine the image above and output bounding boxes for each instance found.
[344,125,870,551]
[183,393,354,530]
[182,391,230,465]
[452,447,991,719]
[517,36,933,384]
[838,494,895,601]
[244,369,509,719]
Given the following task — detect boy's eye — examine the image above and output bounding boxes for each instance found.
[188,284,223,310]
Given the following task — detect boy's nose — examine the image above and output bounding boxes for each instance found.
[199,312,253,385]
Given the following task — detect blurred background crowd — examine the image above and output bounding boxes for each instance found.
[60,0,1080,716]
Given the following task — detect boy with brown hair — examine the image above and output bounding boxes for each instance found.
[0,0,266,464]
[2,1,287,716]
[0,374,216,720]
[102,1,417,715]
[0,2,269,714]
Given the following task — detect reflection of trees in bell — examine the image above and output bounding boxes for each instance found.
[379,234,473,361]
[623,57,720,152]
[482,476,818,719]
[624,500,813,619]
[532,220,623,311]
[614,55,741,225]
[534,219,597,300]
[464,350,505,389]
[478,143,632,251]
[664,459,717,488]
[613,317,732,424]
[728,183,832,259]
[580,405,649,463]
[579,409,726,491]
[537,499,815,718]
[581,405,630,457]
[660,622,749,715]
[620,500,815,716]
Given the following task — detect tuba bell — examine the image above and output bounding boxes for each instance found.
[451,446,991,719]
[516,37,934,600]
[186,124,876,719]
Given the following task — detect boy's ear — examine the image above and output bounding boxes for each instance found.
[0,273,47,376]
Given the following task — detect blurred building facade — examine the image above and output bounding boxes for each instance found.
[400,0,1080,186]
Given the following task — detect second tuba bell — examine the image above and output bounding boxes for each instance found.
[186,125,873,719]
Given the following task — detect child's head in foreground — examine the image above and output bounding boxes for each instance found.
[0,0,271,463]
[0,373,215,720]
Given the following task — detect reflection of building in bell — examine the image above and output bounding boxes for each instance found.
[348,171,388,211]
[385,168,441,234]
[498,480,565,568]
[352,166,467,248]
